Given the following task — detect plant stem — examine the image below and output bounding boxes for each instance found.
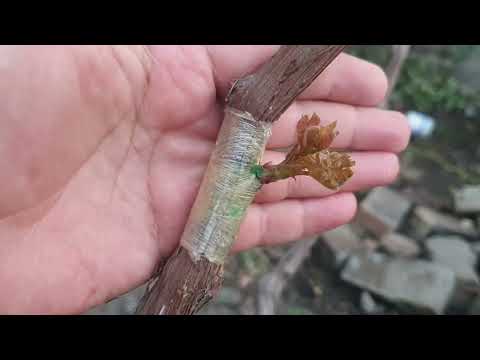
[136,45,347,315]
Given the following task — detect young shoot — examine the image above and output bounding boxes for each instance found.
[258,113,355,189]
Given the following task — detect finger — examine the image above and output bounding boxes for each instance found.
[268,101,411,153]
[205,45,280,96]
[233,193,357,253]
[255,151,399,203]
[206,47,387,106]
[297,53,388,106]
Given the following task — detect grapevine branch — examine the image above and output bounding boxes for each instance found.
[136,45,348,315]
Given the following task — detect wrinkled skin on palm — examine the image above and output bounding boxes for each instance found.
[261,113,355,190]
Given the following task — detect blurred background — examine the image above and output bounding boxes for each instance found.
[87,45,480,315]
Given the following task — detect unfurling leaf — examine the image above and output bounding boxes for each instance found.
[301,151,355,190]
[285,113,339,163]
[259,113,355,190]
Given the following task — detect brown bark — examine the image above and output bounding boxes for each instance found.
[136,247,223,315]
[135,45,347,315]
[227,45,346,122]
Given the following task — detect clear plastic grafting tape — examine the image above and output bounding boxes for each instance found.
[180,107,272,264]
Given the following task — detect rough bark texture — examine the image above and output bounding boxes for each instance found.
[135,45,347,315]
[136,247,223,315]
[227,45,347,122]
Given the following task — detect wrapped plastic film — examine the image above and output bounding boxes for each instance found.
[180,107,272,264]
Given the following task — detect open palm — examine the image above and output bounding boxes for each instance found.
[0,45,410,314]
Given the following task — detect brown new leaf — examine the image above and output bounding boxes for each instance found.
[299,150,355,190]
[285,113,339,163]
[260,114,355,190]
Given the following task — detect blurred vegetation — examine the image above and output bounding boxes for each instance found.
[392,53,480,116]
[347,45,480,190]
[237,248,271,276]
[404,144,480,185]
[347,45,480,117]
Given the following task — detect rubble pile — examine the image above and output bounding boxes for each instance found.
[318,186,480,315]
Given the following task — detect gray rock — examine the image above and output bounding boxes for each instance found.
[360,291,385,314]
[425,235,478,285]
[319,224,363,269]
[349,220,370,238]
[411,206,477,239]
[356,187,412,237]
[469,296,480,315]
[471,242,480,255]
[452,185,480,214]
[380,232,420,258]
[401,166,425,182]
[341,252,456,314]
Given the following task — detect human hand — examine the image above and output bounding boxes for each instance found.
[0,45,410,314]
